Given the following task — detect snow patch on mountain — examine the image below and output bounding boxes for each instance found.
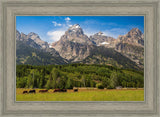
[70,24,81,30]
[100,42,109,45]
[49,43,53,48]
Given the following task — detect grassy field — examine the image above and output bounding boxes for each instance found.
[16,88,144,101]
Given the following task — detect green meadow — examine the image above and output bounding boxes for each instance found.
[16,88,144,101]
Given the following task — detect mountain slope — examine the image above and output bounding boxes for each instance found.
[27,32,49,49]
[81,46,141,70]
[16,40,67,65]
[115,28,144,67]
[16,30,68,65]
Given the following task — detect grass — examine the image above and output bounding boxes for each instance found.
[16,88,144,101]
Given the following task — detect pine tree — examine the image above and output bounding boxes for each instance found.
[110,71,118,88]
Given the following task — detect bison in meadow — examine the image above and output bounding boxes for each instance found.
[39,89,48,93]
[23,90,28,94]
[53,89,67,93]
[74,89,78,92]
[62,89,67,92]
[29,89,36,94]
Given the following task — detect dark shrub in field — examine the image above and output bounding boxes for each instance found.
[107,86,114,89]
[96,83,104,89]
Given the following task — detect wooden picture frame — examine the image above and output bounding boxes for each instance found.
[0,0,159,116]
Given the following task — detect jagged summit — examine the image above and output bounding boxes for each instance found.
[91,32,105,37]
[90,32,116,48]
[51,24,93,61]
[16,30,49,49]
[53,23,92,45]
[126,28,143,38]
[115,28,144,66]
[69,24,81,30]
[28,32,39,36]
[27,32,40,40]
[66,24,84,36]
[117,28,144,46]
[96,32,105,36]
[130,28,142,32]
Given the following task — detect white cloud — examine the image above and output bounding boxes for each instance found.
[83,28,98,37]
[85,32,95,37]
[65,17,71,21]
[47,30,65,42]
[64,17,72,27]
[52,21,62,26]
[68,24,72,27]
[47,17,72,42]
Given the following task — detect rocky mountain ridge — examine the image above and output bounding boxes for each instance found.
[116,28,144,46]
[16,24,144,70]
[16,30,68,65]
[16,30,49,49]
[90,32,116,48]
[115,28,144,67]
[51,24,94,61]
[50,24,144,68]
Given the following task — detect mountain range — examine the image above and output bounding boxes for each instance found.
[16,24,144,70]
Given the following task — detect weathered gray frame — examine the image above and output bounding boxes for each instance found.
[0,0,159,117]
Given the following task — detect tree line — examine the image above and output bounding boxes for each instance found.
[16,64,144,89]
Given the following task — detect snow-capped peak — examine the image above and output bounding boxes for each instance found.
[67,24,84,35]
[75,25,80,28]
[97,32,105,36]
[70,24,81,30]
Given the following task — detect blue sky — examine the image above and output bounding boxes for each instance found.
[16,16,144,43]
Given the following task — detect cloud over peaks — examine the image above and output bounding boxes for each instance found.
[52,21,62,27]
[65,17,71,21]
[47,30,65,42]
